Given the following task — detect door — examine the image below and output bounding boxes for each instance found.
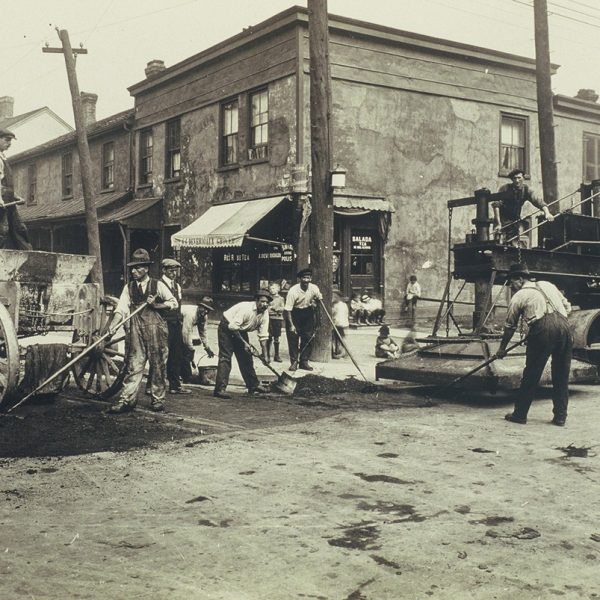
[349,227,380,295]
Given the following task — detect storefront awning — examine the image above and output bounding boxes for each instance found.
[172,195,288,249]
[99,196,162,227]
[333,195,395,212]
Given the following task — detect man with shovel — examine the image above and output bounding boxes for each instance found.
[106,248,178,414]
[494,263,572,426]
[213,290,272,399]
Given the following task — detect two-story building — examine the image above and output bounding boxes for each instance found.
[9,94,162,295]
[124,6,600,318]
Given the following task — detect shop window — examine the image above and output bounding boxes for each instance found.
[102,141,114,190]
[27,162,37,205]
[583,134,600,182]
[249,89,268,160]
[139,128,153,185]
[350,231,375,275]
[61,152,73,198]
[256,245,294,291]
[165,118,181,179]
[221,99,239,165]
[500,114,527,175]
[217,251,252,292]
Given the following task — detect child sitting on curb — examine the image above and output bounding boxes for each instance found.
[375,325,400,359]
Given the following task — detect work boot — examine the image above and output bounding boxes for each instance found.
[266,340,272,363]
[300,363,313,371]
[149,401,165,412]
[551,416,566,426]
[273,342,282,363]
[213,389,231,399]
[504,412,527,424]
[107,401,134,414]
[288,363,298,372]
[248,384,270,395]
[169,387,192,395]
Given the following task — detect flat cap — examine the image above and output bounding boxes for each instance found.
[0,128,16,140]
[161,258,181,268]
[297,267,312,278]
[255,289,273,302]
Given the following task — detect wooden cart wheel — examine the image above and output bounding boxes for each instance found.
[0,302,20,409]
[71,298,129,399]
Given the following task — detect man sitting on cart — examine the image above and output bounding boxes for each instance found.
[106,248,178,414]
[0,128,31,250]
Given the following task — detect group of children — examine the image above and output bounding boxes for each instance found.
[266,276,421,362]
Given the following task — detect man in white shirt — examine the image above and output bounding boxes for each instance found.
[213,290,272,399]
[160,258,191,394]
[181,297,216,385]
[107,248,178,414]
[495,263,572,426]
[284,268,323,371]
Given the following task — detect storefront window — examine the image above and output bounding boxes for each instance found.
[350,231,375,275]
[218,251,252,292]
[257,245,294,291]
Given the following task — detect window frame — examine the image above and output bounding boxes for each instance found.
[583,132,600,183]
[165,118,181,180]
[220,98,239,166]
[61,152,73,199]
[248,88,269,160]
[499,113,529,177]
[101,141,115,190]
[27,162,37,205]
[139,128,153,185]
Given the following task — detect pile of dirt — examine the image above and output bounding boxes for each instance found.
[293,375,378,397]
[0,398,197,458]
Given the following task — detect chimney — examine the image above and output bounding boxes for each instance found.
[80,92,98,125]
[575,89,599,103]
[145,60,166,79]
[0,96,14,119]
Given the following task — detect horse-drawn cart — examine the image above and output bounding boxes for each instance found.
[0,249,127,409]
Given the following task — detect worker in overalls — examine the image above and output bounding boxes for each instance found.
[495,263,572,426]
[107,248,178,414]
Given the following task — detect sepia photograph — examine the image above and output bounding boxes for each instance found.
[1,1,600,598]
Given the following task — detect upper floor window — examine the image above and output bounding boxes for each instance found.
[221,100,239,165]
[500,114,527,175]
[27,163,37,205]
[102,141,115,190]
[139,128,153,185]
[165,118,181,179]
[583,134,600,183]
[62,152,73,198]
[249,89,268,160]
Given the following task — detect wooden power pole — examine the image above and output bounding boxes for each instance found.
[307,0,334,362]
[43,29,104,293]
[534,0,559,211]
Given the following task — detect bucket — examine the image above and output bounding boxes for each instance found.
[197,365,217,380]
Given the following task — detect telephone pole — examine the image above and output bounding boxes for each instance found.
[534,0,559,211]
[308,0,333,361]
[43,30,104,293]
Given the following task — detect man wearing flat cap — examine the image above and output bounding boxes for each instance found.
[495,263,572,426]
[284,267,323,371]
[106,249,178,414]
[160,257,191,394]
[213,290,272,399]
[492,168,554,247]
[0,128,32,250]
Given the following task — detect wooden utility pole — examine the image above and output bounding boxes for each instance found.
[43,30,104,292]
[307,0,334,362]
[534,0,559,212]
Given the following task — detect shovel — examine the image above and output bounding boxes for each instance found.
[444,339,526,389]
[235,335,297,395]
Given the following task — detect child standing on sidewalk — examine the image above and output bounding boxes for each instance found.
[402,274,421,321]
[331,290,349,358]
[267,281,285,362]
[375,325,400,359]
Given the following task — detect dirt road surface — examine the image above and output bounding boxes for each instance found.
[1,381,599,599]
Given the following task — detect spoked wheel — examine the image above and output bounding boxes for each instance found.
[71,298,129,399]
[0,302,20,409]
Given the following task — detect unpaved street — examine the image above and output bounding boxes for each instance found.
[1,384,600,600]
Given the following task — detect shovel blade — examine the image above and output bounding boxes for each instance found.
[272,372,297,395]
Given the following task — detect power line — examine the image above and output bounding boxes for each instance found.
[512,0,600,30]
[561,0,600,13]
[548,0,600,22]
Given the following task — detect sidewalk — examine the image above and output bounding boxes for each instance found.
[191,321,423,391]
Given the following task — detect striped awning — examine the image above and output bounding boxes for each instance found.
[171,196,288,249]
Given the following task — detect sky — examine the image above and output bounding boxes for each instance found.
[3,0,600,128]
